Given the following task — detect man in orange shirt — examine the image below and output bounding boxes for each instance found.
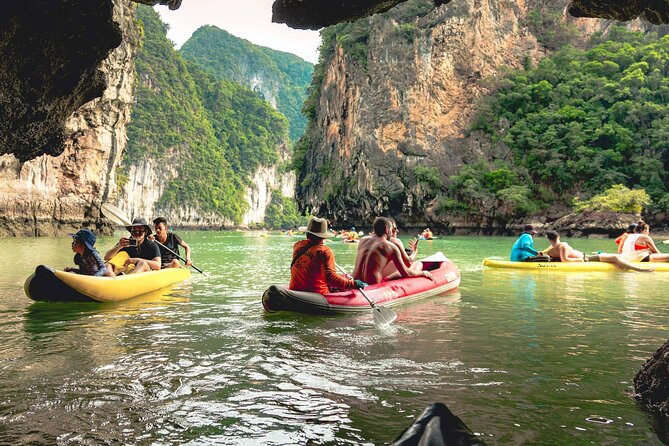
[289,217,366,295]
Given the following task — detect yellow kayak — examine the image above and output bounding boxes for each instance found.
[25,265,191,302]
[482,258,669,272]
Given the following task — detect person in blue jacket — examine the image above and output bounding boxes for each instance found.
[510,224,549,262]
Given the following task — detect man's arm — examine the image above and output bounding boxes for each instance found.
[179,239,192,266]
[105,239,127,261]
[322,249,355,289]
[519,235,539,255]
[390,237,412,267]
[389,244,433,280]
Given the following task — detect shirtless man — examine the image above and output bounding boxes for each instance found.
[381,218,420,279]
[353,217,433,285]
[544,230,653,272]
[544,231,586,262]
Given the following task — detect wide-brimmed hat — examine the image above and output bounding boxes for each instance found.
[523,224,537,235]
[125,217,152,236]
[68,228,97,251]
[298,217,334,239]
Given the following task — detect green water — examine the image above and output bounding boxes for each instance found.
[1,233,668,445]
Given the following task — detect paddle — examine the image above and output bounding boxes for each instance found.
[335,263,397,326]
[100,203,210,277]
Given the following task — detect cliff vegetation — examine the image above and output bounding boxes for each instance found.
[181,26,313,142]
[124,6,292,223]
[461,27,669,223]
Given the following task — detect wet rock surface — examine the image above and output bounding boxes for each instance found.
[634,340,669,418]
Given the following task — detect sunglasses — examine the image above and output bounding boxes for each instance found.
[131,228,145,234]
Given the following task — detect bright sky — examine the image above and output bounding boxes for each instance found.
[154,0,321,64]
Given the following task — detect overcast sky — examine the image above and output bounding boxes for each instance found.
[154,0,321,64]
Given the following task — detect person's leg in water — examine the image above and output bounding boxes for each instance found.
[590,254,654,272]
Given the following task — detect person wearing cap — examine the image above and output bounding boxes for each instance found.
[289,217,366,295]
[65,229,113,277]
[104,217,161,274]
[510,224,549,262]
[353,217,434,285]
[152,217,192,269]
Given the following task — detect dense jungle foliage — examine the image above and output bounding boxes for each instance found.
[181,26,313,142]
[459,27,669,220]
[125,6,292,223]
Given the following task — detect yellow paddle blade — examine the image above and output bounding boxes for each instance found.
[107,251,130,270]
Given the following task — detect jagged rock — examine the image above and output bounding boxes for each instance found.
[135,0,182,9]
[0,0,122,161]
[634,340,669,418]
[0,0,139,236]
[569,0,669,25]
[271,0,669,29]
[550,211,639,238]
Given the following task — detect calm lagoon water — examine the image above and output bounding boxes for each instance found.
[1,232,668,445]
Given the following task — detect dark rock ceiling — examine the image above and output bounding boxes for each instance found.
[2,0,669,161]
[272,0,669,29]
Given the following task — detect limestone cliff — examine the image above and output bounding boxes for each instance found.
[0,0,138,237]
[296,0,609,228]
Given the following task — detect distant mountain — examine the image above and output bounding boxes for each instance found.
[121,5,290,225]
[180,25,313,142]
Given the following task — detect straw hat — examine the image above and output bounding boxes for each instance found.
[298,217,334,239]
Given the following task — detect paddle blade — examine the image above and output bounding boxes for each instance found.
[101,203,132,226]
[373,305,397,326]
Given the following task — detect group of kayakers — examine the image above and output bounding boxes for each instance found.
[65,217,191,277]
[510,221,669,272]
[288,216,433,295]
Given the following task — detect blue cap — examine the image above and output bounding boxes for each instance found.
[68,228,96,251]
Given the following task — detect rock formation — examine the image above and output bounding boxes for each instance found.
[2,0,669,163]
[0,0,138,236]
[634,340,669,418]
[296,0,611,228]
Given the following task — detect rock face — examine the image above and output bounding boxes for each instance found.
[119,153,296,228]
[634,340,669,418]
[296,0,608,227]
[0,0,138,236]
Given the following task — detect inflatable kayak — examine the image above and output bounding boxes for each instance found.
[391,402,485,446]
[482,258,669,272]
[24,265,191,302]
[262,253,460,314]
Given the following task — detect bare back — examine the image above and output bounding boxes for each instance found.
[353,235,405,285]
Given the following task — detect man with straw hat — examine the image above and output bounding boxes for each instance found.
[290,216,367,295]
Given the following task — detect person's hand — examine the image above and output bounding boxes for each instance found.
[354,279,368,289]
[186,258,192,266]
[422,271,434,280]
[409,238,419,253]
[119,237,130,248]
[147,234,155,241]
[124,258,136,266]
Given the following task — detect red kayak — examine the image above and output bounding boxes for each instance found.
[262,254,460,314]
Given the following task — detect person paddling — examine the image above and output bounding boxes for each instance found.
[289,217,366,294]
[152,217,192,269]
